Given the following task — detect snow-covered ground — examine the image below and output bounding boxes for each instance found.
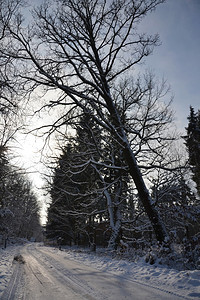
[0,243,24,297]
[53,246,200,299]
[0,242,200,299]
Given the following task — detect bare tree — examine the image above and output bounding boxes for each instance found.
[0,0,171,243]
[0,0,21,113]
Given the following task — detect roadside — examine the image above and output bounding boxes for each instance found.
[0,243,25,298]
[40,244,200,299]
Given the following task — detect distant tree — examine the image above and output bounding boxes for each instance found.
[0,140,41,242]
[184,106,200,195]
[0,159,42,241]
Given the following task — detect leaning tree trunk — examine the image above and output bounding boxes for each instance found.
[104,90,169,244]
[89,32,169,243]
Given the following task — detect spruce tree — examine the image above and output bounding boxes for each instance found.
[46,144,80,245]
[46,115,103,246]
[185,106,200,195]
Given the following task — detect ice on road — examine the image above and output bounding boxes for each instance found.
[1,243,191,299]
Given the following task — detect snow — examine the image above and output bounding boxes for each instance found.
[0,243,24,297]
[54,246,200,299]
[1,242,200,299]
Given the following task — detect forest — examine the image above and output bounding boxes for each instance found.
[0,0,199,269]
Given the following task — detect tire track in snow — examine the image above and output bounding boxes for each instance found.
[28,244,189,300]
[36,245,193,300]
[24,244,106,300]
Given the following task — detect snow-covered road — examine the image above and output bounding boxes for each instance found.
[1,243,193,299]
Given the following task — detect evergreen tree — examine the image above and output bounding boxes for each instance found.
[46,115,103,246]
[185,106,200,195]
[0,155,42,241]
[46,144,79,245]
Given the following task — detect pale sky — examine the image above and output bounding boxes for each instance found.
[140,0,200,130]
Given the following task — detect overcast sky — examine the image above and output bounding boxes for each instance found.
[140,0,200,131]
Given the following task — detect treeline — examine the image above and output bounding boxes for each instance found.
[0,151,42,246]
